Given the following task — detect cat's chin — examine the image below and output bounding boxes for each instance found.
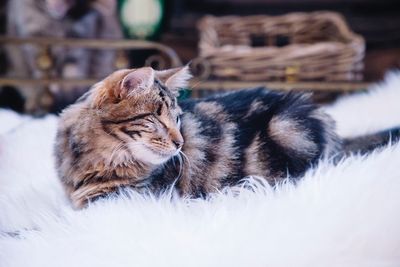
[128,144,176,165]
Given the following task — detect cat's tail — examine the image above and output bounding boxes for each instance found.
[341,127,400,155]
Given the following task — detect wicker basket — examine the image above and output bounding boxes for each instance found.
[195,12,365,82]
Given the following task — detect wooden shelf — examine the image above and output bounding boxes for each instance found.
[189,79,371,92]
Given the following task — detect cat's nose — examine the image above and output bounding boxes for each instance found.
[172,139,184,149]
[169,129,184,149]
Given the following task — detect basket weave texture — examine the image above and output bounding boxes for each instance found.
[197,12,365,81]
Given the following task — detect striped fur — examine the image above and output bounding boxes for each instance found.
[55,67,341,208]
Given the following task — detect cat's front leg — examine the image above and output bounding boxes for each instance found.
[70,178,133,209]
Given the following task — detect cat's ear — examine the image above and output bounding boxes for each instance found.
[118,67,155,98]
[156,66,192,94]
[92,68,155,108]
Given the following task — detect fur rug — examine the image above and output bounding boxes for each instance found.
[1,72,400,267]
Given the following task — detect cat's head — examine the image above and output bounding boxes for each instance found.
[89,66,191,165]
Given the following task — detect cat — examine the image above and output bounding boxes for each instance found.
[5,0,122,114]
[55,66,400,209]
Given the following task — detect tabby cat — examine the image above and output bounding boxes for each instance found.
[55,67,400,208]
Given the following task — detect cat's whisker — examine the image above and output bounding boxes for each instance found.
[177,153,184,180]
[171,155,177,166]
[179,150,192,169]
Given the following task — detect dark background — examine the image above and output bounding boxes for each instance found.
[1,0,399,81]
[163,0,400,81]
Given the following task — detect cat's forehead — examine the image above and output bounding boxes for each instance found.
[92,66,190,112]
[106,69,176,98]
[153,79,177,107]
[100,71,177,114]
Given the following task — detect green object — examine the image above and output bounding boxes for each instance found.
[178,88,191,101]
[118,0,164,40]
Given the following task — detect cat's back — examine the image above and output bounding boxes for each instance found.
[175,88,339,187]
[180,87,306,120]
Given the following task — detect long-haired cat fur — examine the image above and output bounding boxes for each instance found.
[55,67,400,208]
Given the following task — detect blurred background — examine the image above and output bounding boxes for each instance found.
[0,0,399,114]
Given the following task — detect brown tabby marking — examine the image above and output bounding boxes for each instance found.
[269,115,318,156]
[56,67,190,207]
[244,134,270,179]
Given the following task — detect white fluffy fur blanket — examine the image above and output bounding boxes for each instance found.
[1,73,400,267]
